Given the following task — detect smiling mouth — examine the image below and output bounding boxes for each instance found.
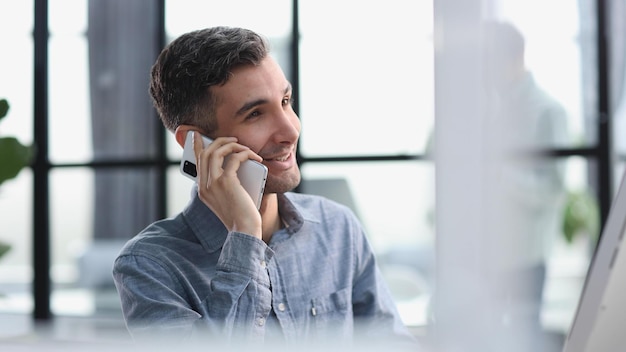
[268,153,291,162]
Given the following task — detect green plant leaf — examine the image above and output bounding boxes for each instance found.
[0,137,33,186]
[562,191,600,244]
[0,99,8,121]
[0,241,10,260]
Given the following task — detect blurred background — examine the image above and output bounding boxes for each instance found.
[1,0,626,351]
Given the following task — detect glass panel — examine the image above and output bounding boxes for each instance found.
[48,0,91,163]
[493,1,596,148]
[611,1,626,163]
[48,0,91,164]
[164,0,293,161]
[479,1,599,346]
[433,2,598,349]
[543,156,597,340]
[50,167,94,316]
[49,0,163,163]
[47,0,166,319]
[299,0,434,157]
[167,165,194,218]
[164,0,292,40]
[0,170,33,315]
[301,161,435,326]
[0,0,33,144]
[0,0,33,317]
[50,167,159,320]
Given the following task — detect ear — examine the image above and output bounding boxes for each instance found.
[174,125,197,148]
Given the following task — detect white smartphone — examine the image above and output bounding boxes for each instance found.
[180,131,268,210]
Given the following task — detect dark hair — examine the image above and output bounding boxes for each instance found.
[149,26,269,133]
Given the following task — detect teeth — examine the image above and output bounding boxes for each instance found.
[272,154,289,162]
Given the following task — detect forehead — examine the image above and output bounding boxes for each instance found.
[220,57,287,94]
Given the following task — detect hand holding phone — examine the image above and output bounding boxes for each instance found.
[180,131,268,210]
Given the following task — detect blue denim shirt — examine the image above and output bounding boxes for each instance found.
[113,190,418,349]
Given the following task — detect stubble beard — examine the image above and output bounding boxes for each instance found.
[263,167,301,194]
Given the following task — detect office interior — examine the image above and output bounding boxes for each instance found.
[1,0,625,351]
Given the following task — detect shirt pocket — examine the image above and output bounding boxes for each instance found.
[308,287,354,339]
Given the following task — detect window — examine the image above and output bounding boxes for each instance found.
[0,2,618,350]
[0,0,34,315]
[298,0,435,326]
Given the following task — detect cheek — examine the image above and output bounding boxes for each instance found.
[236,131,268,153]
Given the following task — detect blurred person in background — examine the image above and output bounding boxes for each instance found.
[483,20,570,352]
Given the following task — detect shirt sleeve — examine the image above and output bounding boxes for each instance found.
[112,232,273,344]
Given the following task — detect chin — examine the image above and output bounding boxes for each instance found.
[264,172,301,194]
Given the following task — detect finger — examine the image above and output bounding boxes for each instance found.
[194,133,234,187]
[201,140,245,184]
[210,142,255,164]
[222,149,263,175]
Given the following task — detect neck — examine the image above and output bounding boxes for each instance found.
[259,194,281,243]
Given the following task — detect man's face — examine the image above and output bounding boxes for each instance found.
[211,57,301,194]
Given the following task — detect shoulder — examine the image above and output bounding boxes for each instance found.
[283,192,366,246]
[524,74,567,116]
[285,191,343,207]
[285,192,358,220]
[117,213,195,259]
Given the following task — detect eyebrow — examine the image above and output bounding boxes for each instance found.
[234,83,292,117]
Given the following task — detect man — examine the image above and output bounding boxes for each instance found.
[483,21,569,351]
[112,26,417,349]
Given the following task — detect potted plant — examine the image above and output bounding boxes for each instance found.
[0,98,34,261]
[562,189,600,248]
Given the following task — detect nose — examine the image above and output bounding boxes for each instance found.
[273,110,300,145]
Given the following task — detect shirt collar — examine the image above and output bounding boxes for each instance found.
[181,186,319,253]
[277,193,306,233]
[182,186,228,254]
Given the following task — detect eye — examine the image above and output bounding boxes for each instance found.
[282,96,293,106]
[246,110,261,120]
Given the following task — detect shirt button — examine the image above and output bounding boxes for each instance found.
[260,260,267,269]
[257,317,265,326]
[277,303,286,312]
